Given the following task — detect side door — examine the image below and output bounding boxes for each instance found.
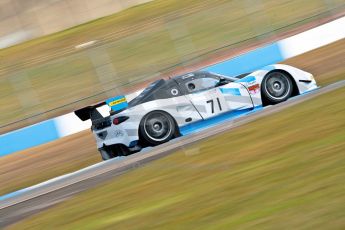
[182,76,229,119]
[218,82,254,111]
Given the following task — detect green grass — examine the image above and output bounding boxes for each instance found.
[1,0,344,128]
[9,86,345,229]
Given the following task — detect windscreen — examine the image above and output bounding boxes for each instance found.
[128,79,166,107]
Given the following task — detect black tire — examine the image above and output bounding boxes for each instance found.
[139,111,176,146]
[262,71,293,104]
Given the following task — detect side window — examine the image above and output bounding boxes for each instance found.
[185,77,219,93]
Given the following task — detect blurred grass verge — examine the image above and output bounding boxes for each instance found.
[0,38,344,197]
[1,0,344,130]
[8,81,345,230]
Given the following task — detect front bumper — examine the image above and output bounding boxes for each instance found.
[297,73,318,94]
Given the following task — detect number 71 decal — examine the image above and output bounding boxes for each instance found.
[206,97,222,113]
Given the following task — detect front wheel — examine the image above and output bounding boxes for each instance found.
[139,111,176,146]
[262,71,293,104]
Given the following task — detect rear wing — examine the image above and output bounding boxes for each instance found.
[74,95,130,121]
[74,102,106,121]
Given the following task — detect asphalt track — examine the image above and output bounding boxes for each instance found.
[0,80,344,228]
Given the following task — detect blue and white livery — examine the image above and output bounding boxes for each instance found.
[75,64,317,160]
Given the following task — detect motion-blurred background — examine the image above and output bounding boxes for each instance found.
[1,1,345,229]
[1,0,344,132]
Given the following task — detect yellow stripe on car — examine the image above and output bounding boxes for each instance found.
[108,98,127,106]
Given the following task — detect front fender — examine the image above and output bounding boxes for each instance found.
[235,64,318,106]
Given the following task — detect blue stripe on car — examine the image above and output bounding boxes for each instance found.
[180,106,263,135]
[235,76,256,83]
[219,88,241,96]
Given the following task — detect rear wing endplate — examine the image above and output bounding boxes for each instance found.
[74,102,106,121]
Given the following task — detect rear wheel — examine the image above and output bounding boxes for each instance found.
[262,71,293,104]
[139,111,176,146]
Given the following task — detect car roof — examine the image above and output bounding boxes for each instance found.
[173,71,217,81]
[127,71,239,108]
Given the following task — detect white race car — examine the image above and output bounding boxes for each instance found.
[75,64,317,160]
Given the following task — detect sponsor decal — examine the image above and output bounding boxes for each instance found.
[106,95,128,111]
[248,84,260,94]
[114,130,124,137]
[108,97,126,106]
